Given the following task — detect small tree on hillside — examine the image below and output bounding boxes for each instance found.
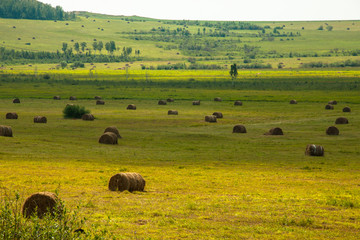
[80,42,87,52]
[74,42,80,53]
[92,42,98,53]
[230,63,238,88]
[97,41,103,53]
[105,42,111,54]
[62,42,68,53]
[110,41,116,53]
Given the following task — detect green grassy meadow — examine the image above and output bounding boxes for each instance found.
[1,15,360,68]
[0,11,360,239]
[0,86,359,239]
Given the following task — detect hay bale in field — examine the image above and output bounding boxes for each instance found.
[343,107,351,112]
[233,125,247,133]
[127,104,136,110]
[6,113,18,119]
[69,96,77,100]
[168,110,178,115]
[214,97,222,102]
[104,126,121,138]
[290,100,297,104]
[234,101,243,106]
[325,104,334,110]
[305,144,324,156]
[0,125,13,137]
[192,100,200,105]
[335,117,348,124]
[328,100,337,105]
[167,98,174,102]
[158,100,167,105]
[94,96,101,100]
[53,96,61,100]
[96,100,105,105]
[34,116,47,123]
[81,114,94,121]
[22,192,58,218]
[205,115,217,123]
[108,172,145,192]
[326,126,339,135]
[265,127,283,135]
[99,132,118,144]
[13,98,20,103]
[212,112,223,118]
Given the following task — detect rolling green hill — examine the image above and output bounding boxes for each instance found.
[0,12,360,68]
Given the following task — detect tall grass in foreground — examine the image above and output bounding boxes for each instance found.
[0,192,113,240]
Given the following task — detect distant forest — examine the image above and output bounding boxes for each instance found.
[0,0,75,20]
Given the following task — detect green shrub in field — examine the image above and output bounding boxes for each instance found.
[63,105,90,119]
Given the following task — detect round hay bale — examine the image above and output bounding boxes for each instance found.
[104,126,121,138]
[305,144,324,156]
[265,127,283,135]
[214,97,222,102]
[212,112,223,118]
[127,104,136,110]
[335,117,348,124]
[168,110,178,115]
[96,100,105,105]
[34,116,47,123]
[192,100,200,105]
[325,104,334,110]
[53,96,61,100]
[22,192,58,218]
[167,98,174,102]
[343,107,351,112]
[13,98,20,104]
[94,96,101,100]
[0,125,13,137]
[290,100,297,104]
[328,100,337,105]
[158,100,167,105]
[205,115,217,123]
[326,126,339,135]
[126,173,137,192]
[233,125,247,133]
[234,101,243,106]
[109,172,145,192]
[69,96,77,100]
[99,132,118,144]
[108,173,130,191]
[81,114,94,121]
[129,172,146,192]
[6,112,18,119]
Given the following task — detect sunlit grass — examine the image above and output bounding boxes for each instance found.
[0,89,359,239]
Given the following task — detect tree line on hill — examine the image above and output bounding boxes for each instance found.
[0,46,139,65]
[163,20,264,31]
[0,0,75,20]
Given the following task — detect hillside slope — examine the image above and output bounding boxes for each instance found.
[0,12,360,67]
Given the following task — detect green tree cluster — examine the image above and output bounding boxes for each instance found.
[0,0,75,20]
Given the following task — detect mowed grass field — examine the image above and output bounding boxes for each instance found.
[0,88,359,239]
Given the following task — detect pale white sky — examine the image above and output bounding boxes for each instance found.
[38,0,360,21]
